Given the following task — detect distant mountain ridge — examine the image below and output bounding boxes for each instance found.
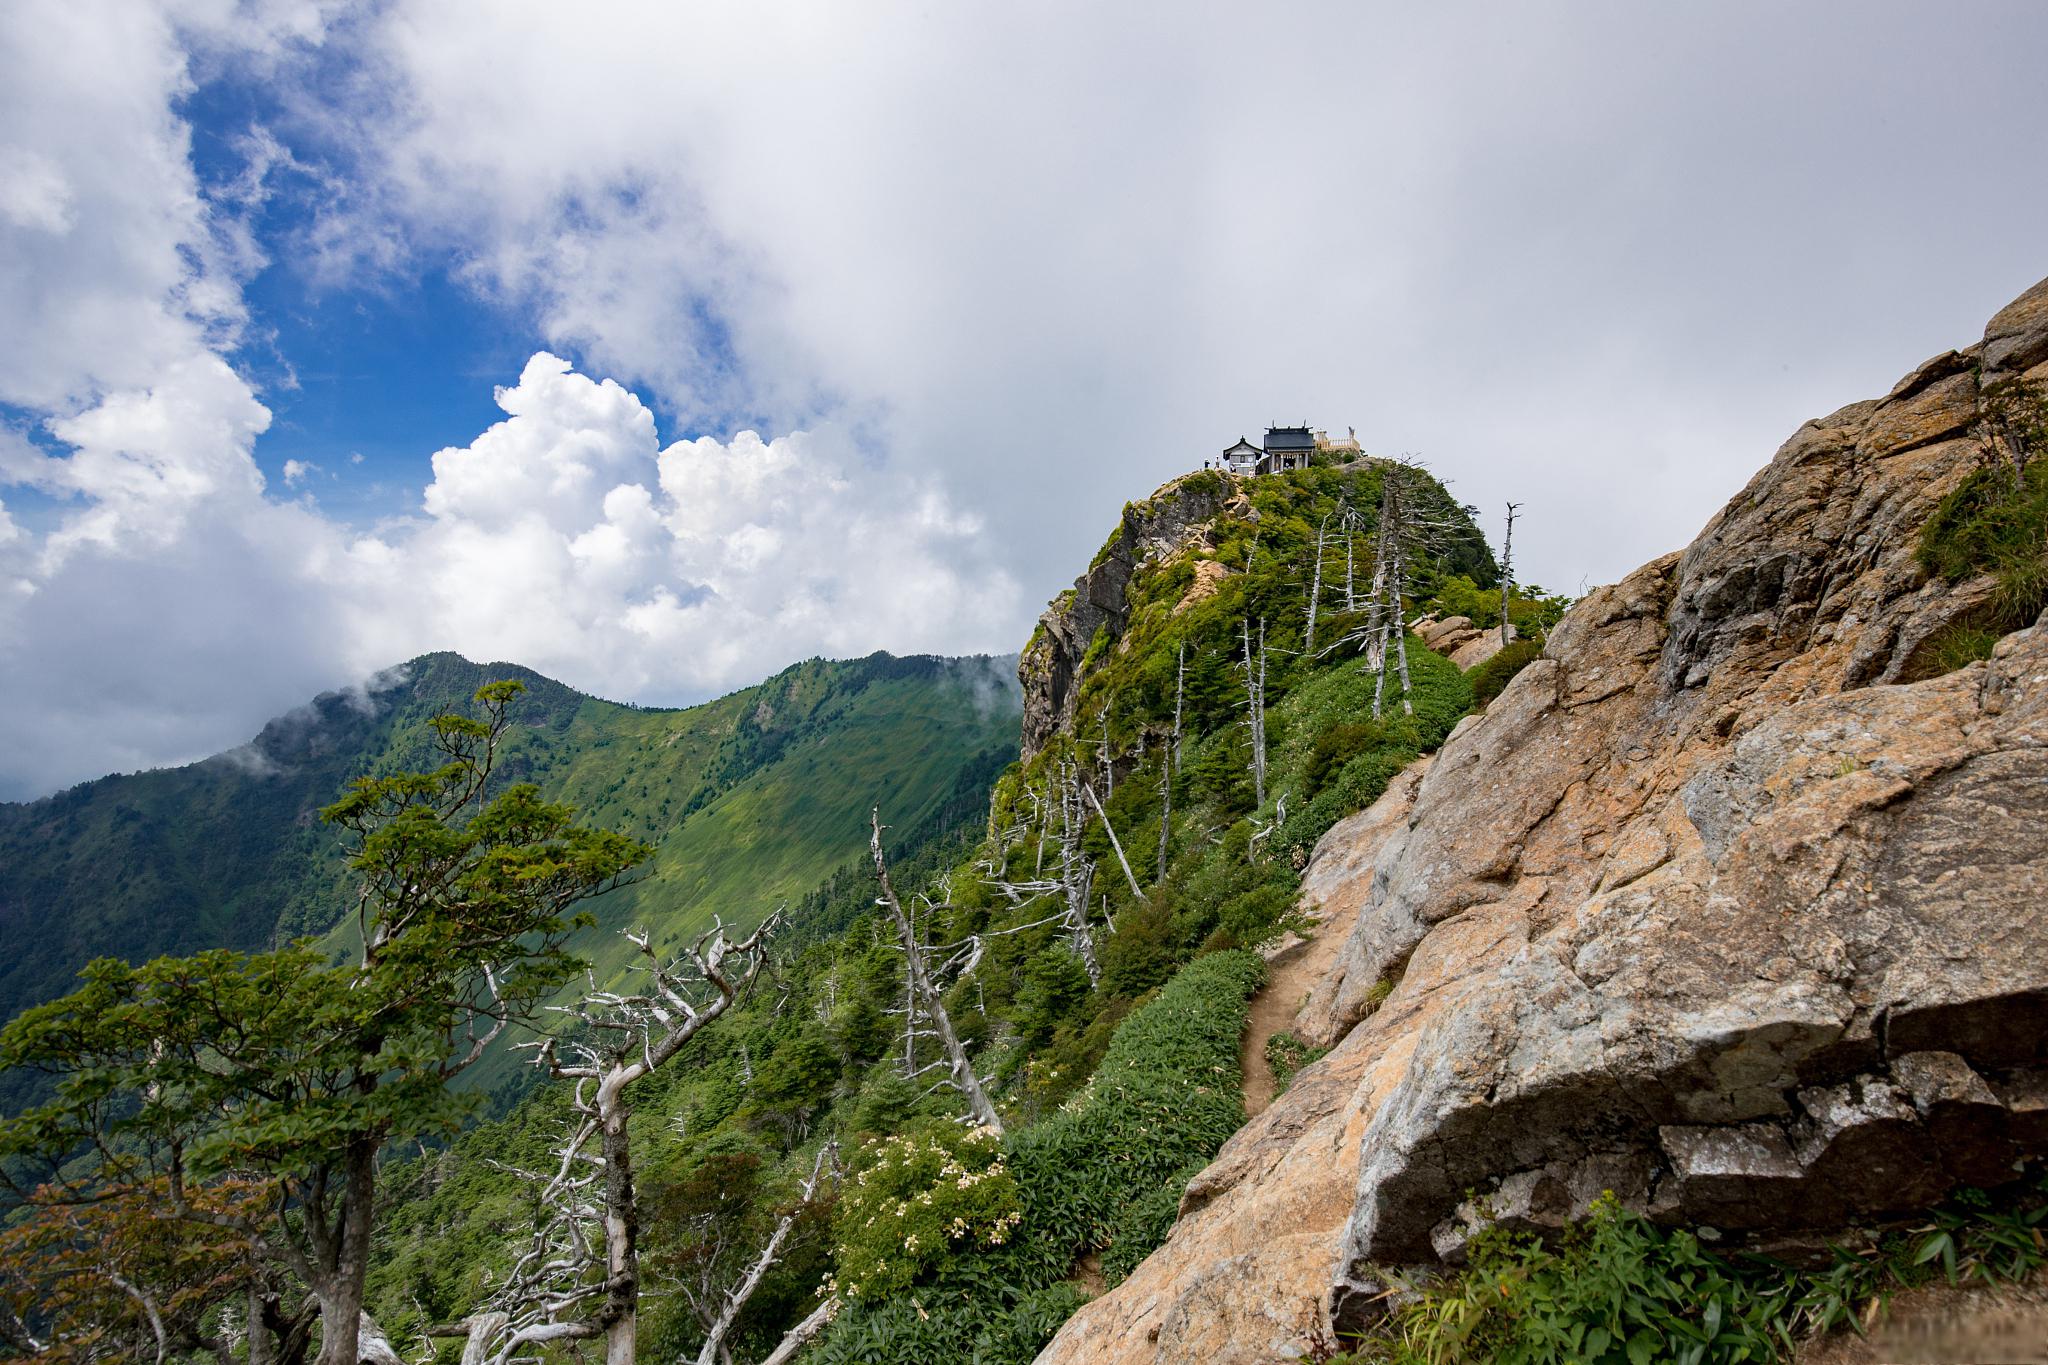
[0,649,1021,1085]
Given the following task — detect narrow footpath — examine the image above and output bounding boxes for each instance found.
[1239,914,1345,1118]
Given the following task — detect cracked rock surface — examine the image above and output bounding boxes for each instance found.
[1035,274,2048,1365]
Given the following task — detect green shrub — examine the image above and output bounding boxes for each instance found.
[1099,899,1178,998]
[845,1066,924,1140]
[829,1125,1022,1302]
[1210,882,1300,949]
[1467,638,1542,709]
[1370,1196,1787,1364]
[1013,948,1094,1048]
[991,948,1263,1284]
[1265,1031,1328,1094]
[1263,646,1468,867]
[1273,746,1413,868]
[1431,574,1503,628]
[971,1283,1091,1364]
[1020,996,1134,1121]
[815,951,1264,1362]
[1161,823,1294,951]
[1301,721,1383,799]
[1098,1159,1205,1285]
[1428,574,1574,638]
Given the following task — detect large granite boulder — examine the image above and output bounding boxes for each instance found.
[1036,274,2048,1364]
[1411,614,1519,671]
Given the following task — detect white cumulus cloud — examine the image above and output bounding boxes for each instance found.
[345,352,1018,707]
[0,348,1017,798]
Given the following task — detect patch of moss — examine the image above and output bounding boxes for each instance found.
[1078,623,1116,673]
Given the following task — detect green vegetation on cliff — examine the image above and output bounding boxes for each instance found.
[1912,375,2047,672]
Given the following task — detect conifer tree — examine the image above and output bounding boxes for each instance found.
[0,682,648,1365]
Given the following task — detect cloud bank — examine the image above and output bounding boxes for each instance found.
[3,0,2046,797]
[0,346,1016,799]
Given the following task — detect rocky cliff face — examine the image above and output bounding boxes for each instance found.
[1018,473,1234,758]
[1037,275,2048,1364]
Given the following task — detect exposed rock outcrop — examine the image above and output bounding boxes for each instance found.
[1036,275,2048,1364]
[1018,473,1233,758]
[1446,627,1513,671]
[1412,614,1518,671]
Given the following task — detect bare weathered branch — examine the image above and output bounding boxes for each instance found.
[690,1143,838,1365]
[1079,780,1144,902]
[759,1298,836,1365]
[873,809,1002,1131]
[473,915,779,1365]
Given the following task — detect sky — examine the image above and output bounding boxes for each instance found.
[1,1,2046,800]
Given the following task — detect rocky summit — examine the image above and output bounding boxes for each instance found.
[1036,276,2048,1364]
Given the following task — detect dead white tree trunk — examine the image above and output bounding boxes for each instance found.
[1032,780,1049,876]
[1361,470,1419,719]
[1321,460,1476,720]
[456,1314,509,1365]
[1382,473,1415,716]
[899,939,919,1081]
[873,809,1003,1132]
[1499,501,1520,649]
[471,917,779,1365]
[1097,707,1114,799]
[1306,512,1329,655]
[1390,597,1414,717]
[979,772,1102,985]
[1256,620,1270,795]
[759,1299,835,1365]
[1171,640,1186,774]
[1240,617,1268,807]
[354,1312,401,1365]
[1154,760,1173,883]
[1080,780,1144,902]
[1344,512,1357,612]
[1055,775,1101,987]
[691,1143,838,1365]
[1363,515,1393,718]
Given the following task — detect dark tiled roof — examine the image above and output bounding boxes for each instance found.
[1222,437,1261,457]
[1263,425,1315,452]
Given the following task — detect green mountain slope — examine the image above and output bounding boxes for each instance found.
[0,650,1020,1063]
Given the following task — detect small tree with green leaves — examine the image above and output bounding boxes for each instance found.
[0,681,649,1365]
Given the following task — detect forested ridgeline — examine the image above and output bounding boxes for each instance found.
[0,650,1020,1114]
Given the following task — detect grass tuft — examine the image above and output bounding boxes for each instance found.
[1318,1172,2048,1365]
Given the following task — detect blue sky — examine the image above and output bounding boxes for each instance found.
[179,64,557,519]
[235,264,525,517]
[3,0,2047,798]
